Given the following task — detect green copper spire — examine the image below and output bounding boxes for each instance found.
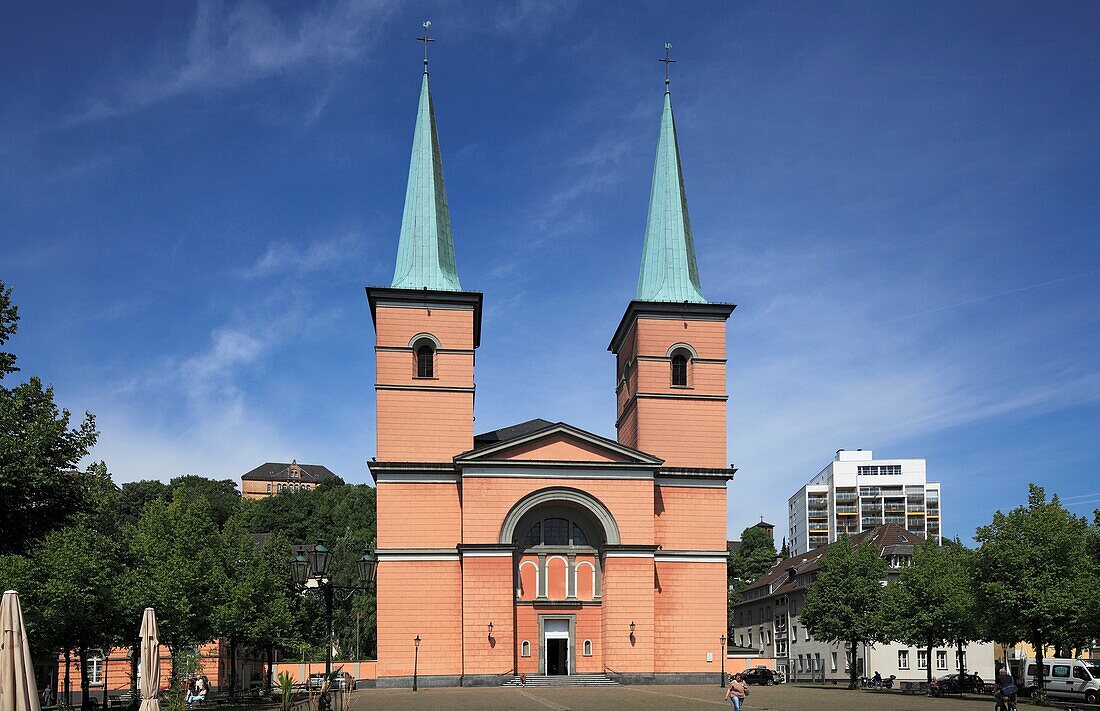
[391,69,462,291]
[636,88,706,303]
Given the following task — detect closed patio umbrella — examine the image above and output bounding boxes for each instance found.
[138,609,160,711]
[0,590,40,711]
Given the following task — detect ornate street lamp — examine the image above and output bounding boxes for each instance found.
[629,621,636,639]
[357,548,377,586]
[291,554,310,586]
[487,622,493,641]
[413,635,422,692]
[309,541,332,578]
[290,540,377,711]
[720,634,726,686]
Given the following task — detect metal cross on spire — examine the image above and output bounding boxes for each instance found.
[658,42,675,90]
[418,20,435,73]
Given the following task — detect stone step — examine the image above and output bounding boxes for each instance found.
[501,674,620,687]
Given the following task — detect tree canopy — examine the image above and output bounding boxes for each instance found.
[800,536,887,688]
[0,282,100,556]
[883,539,975,686]
[974,485,1100,691]
[728,524,777,597]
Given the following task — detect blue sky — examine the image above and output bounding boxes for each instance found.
[3,1,1099,542]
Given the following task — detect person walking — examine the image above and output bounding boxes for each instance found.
[725,673,749,710]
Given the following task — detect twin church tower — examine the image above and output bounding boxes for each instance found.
[366,41,735,686]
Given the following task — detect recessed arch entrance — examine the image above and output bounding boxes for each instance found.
[503,487,619,675]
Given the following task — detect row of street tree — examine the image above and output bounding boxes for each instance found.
[0,281,377,708]
[797,486,1100,694]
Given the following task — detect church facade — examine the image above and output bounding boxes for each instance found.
[367,64,736,687]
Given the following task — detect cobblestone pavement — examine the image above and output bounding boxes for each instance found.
[350,684,1007,711]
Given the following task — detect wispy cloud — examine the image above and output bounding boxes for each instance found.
[240,233,361,279]
[77,0,392,121]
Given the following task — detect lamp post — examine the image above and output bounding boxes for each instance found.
[412,636,421,692]
[291,541,378,711]
[719,635,726,687]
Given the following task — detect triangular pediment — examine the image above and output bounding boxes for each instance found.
[457,422,662,466]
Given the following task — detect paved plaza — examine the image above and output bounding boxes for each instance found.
[349,684,1008,711]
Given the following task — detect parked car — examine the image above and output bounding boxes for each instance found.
[307,674,324,691]
[741,667,778,685]
[936,672,984,693]
[1017,657,1100,704]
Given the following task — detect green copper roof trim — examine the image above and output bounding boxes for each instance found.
[636,90,707,304]
[391,72,462,291]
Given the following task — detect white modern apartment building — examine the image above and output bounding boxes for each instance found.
[788,449,941,556]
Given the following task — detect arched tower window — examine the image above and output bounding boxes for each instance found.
[667,344,696,388]
[671,352,688,386]
[416,344,434,378]
[409,336,438,379]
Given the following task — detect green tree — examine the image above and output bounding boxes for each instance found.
[800,537,887,688]
[117,480,172,527]
[0,281,99,555]
[237,478,377,661]
[728,525,777,597]
[169,475,241,529]
[214,521,296,695]
[974,485,1100,694]
[124,490,227,682]
[883,540,974,688]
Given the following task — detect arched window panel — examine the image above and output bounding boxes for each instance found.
[571,524,588,546]
[522,523,541,549]
[546,556,568,600]
[671,353,689,387]
[521,640,531,657]
[415,343,435,378]
[543,518,569,545]
[583,640,593,657]
[575,560,596,601]
[518,559,539,602]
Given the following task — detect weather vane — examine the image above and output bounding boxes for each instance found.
[658,42,675,88]
[418,20,435,72]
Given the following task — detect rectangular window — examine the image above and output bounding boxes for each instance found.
[936,651,947,670]
[767,630,772,645]
[917,650,928,669]
[792,625,798,642]
[898,650,910,669]
[86,656,104,685]
[1052,665,1071,679]
[748,630,753,646]
[956,651,966,669]
[831,652,838,672]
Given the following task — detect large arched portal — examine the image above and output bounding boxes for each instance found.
[501,488,619,676]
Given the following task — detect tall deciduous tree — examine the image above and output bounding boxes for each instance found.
[214,521,296,695]
[974,485,1100,694]
[728,525,777,597]
[0,281,99,556]
[800,537,887,688]
[883,540,973,688]
[124,490,227,681]
[32,524,127,710]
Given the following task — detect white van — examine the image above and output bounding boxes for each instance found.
[1017,657,1100,704]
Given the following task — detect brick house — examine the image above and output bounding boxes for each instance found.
[241,460,336,500]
